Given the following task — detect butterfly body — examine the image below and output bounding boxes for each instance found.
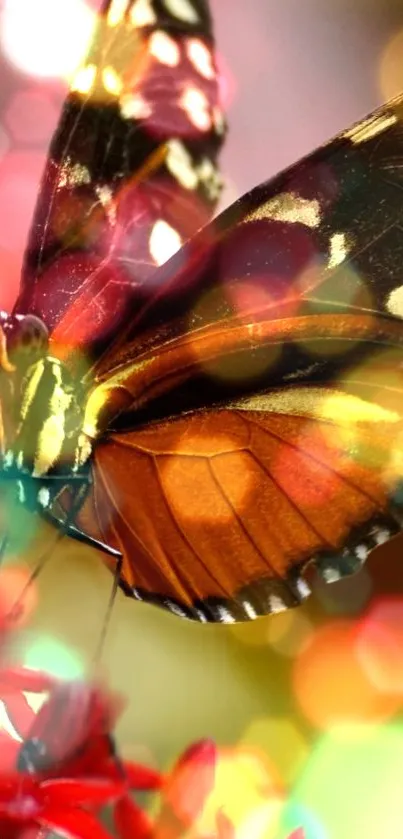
[0,319,92,523]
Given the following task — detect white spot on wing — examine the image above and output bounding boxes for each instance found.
[322,567,341,583]
[355,544,369,562]
[17,480,25,504]
[149,220,182,266]
[107,0,130,26]
[38,487,50,509]
[243,600,258,619]
[373,528,390,545]
[102,65,123,95]
[296,578,311,599]
[197,157,222,200]
[71,63,96,95]
[387,286,403,318]
[186,38,215,79]
[165,599,188,618]
[269,595,287,613]
[149,30,180,66]
[180,86,211,131]
[120,93,152,120]
[328,232,348,269]
[166,139,198,189]
[130,0,157,26]
[163,0,199,24]
[216,605,236,623]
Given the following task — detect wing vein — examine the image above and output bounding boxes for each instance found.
[207,458,299,601]
[244,413,384,509]
[152,455,230,598]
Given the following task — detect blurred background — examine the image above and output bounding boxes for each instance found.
[1,2,403,837]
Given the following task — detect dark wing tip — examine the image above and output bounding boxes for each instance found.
[120,510,403,623]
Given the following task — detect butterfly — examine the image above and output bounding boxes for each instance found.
[3,0,403,625]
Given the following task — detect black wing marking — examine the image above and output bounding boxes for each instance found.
[14,0,225,362]
[90,88,403,388]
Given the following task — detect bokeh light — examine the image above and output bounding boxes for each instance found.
[356,598,403,695]
[22,634,85,680]
[280,802,326,839]
[149,219,183,265]
[241,717,309,785]
[280,723,403,839]
[0,565,37,630]
[379,28,403,103]
[0,248,22,312]
[293,620,401,728]
[195,746,285,839]
[311,566,373,616]
[4,88,58,144]
[265,610,314,658]
[0,127,10,162]
[1,0,96,80]
[0,152,46,252]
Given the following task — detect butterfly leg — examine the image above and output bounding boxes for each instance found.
[93,552,123,664]
[42,510,122,559]
[43,473,122,559]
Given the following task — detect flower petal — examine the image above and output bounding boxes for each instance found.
[39,777,125,807]
[116,761,162,791]
[3,691,37,741]
[163,739,217,825]
[38,806,114,839]
[0,667,56,693]
[0,773,36,801]
[216,810,236,839]
[114,796,154,839]
[0,732,21,773]
[0,819,40,839]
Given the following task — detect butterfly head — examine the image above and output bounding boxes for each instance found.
[0,312,49,373]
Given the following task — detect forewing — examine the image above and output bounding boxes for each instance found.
[90,90,403,399]
[14,0,224,364]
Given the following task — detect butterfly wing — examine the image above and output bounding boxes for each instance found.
[79,381,403,622]
[13,0,224,365]
[68,92,403,621]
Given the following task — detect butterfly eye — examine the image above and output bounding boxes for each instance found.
[3,314,49,367]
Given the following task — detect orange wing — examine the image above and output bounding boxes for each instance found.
[76,378,403,622]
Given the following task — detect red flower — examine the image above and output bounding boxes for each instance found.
[0,666,58,774]
[0,667,274,839]
[0,667,162,838]
[16,674,124,779]
[0,772,124,839]
[113,739,216,839]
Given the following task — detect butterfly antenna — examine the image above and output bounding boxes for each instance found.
[92,554,122,666]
